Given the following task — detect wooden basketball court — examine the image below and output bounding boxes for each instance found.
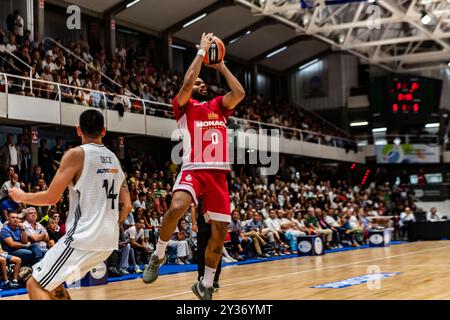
[4,241,450,300]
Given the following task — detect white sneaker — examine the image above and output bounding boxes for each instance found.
[222,257,232,263]
[175,258,185,265]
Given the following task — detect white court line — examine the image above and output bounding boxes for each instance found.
[146,243,450,300]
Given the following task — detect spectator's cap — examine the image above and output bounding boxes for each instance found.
[46,50,53,58]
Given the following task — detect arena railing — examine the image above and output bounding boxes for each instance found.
[356,134,440,146]
[0,72,357,149]
[42,37,137,98]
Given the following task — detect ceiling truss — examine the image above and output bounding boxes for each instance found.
[237,0,450,72]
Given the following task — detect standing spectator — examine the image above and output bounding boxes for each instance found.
[0,134,22,177]
[14,11,24,43]
[50,137,65,171]
[400,207,416,239]
[16,134,31,183]
[0,212,44,266]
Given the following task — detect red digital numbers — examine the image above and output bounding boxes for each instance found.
[390,79,421,114]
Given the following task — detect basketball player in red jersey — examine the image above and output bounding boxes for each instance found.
[143,33,245,300]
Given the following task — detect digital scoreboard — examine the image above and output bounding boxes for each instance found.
[370,75,442,122]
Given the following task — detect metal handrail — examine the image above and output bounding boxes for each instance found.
[42,37,138,98]
[1,48,33,91]
[0,72,357,146]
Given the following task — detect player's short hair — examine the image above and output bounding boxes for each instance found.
[79,109,104,138]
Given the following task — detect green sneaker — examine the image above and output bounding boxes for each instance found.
[142,253,166,284]
[191,278,214,300]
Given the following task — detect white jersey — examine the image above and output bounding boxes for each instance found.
[65,143,125,251]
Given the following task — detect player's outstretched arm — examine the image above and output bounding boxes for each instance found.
[177,33,214,107]
[118,180,132,225]
[208,61,245,110]
[8,148,83,206]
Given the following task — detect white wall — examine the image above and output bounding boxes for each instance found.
[2,93,364,163]
[0,92,6,118]
[289,53,359,111]
[415,201,450,219]
[8,95,60,124]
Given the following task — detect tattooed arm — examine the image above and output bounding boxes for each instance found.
[118,180,132,225]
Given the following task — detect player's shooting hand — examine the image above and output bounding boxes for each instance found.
[8,187,25,203]
[206,60,225,71]
[199,32,214,51]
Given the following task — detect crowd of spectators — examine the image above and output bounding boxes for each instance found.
[0,9,356,150]
[0,129,440,289]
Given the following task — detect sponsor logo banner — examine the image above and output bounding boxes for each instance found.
[311,273,400,289]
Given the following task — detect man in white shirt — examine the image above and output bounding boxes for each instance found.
[125,218,151,267]
[133,192,147,211]
[400,207,415,239]
[23,207,50,253]
[427,207,441,222]
[0,173,20,202]
[14,11,24,38]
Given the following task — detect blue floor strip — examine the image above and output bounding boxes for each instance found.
[0,240,408,298]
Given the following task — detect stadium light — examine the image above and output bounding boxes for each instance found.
[425,123,440,128]
[171,44,186,51]
[375,139,388,145]
[229,30,252,45]
[372,127,387,133]
[126,0,141,8]
[350,121,368,127]
[299,59,319,71]
[266,46,288,58]
[421,12,433,25]
[182,13,207,28]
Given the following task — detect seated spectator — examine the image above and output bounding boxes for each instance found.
[0,196,19,223]
[125,218,150,269]
[1,173,20,203]
[168,218,192,264]
[0,212,44,266]
[46,217,61,248]
[133,192,146,211]
[427,207,442,222]
[23,207,50,253]
[243,212,270,258]
[0,247,21,289]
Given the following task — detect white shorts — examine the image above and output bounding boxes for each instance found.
[32,236,113,291]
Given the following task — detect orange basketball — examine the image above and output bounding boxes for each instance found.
[203,37,226,65]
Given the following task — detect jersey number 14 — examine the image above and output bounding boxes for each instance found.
[103,179,118,210]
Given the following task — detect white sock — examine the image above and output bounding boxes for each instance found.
[155,239,168,259]
[202,266,216,288]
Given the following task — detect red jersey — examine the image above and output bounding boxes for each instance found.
[173,95,233,171]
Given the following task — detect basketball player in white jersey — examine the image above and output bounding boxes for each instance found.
[8,109,131,300]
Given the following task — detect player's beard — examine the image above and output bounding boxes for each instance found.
[192,90,208,102]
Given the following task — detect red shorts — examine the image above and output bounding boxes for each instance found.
[173,170,231,223]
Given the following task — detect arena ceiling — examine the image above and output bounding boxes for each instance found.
[63,0,450,73]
